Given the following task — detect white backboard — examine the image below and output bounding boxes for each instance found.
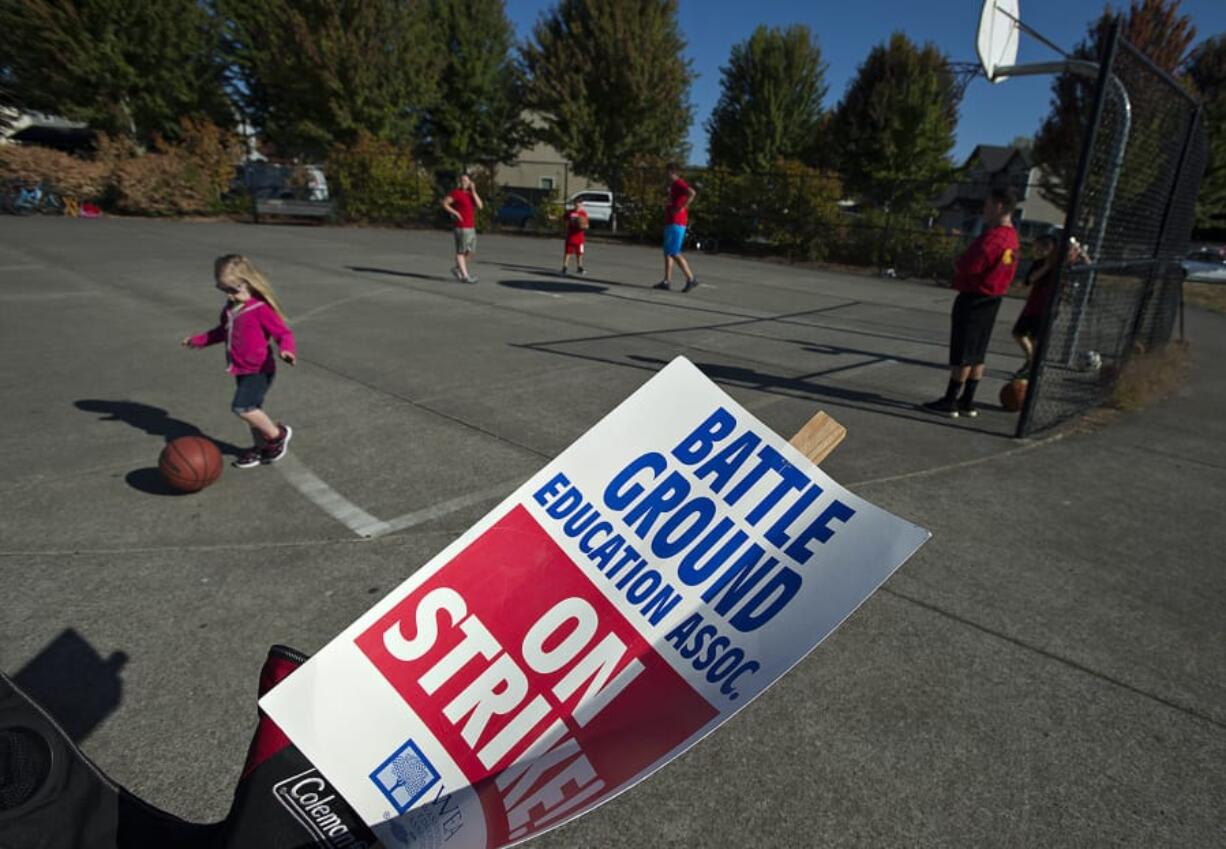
[978,0,1020,82]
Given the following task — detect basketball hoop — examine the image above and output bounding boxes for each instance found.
[949,62,984,105]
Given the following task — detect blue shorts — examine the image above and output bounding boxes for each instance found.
[232,372,274,414]
[663,224,687,257]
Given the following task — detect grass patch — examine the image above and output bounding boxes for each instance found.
[1110,340,1191,411]
[1183,282,1226,314]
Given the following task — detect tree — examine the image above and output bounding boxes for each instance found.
[828,33,958,210]
[705,24,827,173]
[522,0,694,198]
[0,0,231,145]
[219,0,440,159]
[1185,35,1226,233]
[1032,0,1197,210]
[417,0,530,173]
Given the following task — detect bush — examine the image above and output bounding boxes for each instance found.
[0,143,108,200]
[328,133,434,225]
[1,120,241,215]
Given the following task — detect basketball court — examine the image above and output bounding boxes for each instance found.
[2,214,1224,846]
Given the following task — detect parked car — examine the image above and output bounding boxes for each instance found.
[1181,246,1226,283]
[567,190,613,225]
[228,162,329,202]
[494,193,537,228]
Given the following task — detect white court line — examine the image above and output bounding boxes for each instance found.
[276,450,524,539]
[275,454,391,538]
[369,477,526,538]
[288,289,390,325]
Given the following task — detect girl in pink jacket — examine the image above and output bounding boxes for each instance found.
[182,254,297,468]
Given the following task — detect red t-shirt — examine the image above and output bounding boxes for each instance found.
[666,178,691,226]
[1021,262,1056,317]
[953,225,1020,296]
[448,189,476,228]
[564,208,588,244]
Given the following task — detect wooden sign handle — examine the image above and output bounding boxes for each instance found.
[787,411,846,466]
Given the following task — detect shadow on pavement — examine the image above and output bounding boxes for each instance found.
[124,467,192,496]
[74,400,242,456]
[12,628,127,743]
[345,265,448,282]
[499,278,608,295]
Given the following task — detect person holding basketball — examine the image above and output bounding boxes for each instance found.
[922,186,1020,418]
[654,162,699,293]
[561,197,589,274]
[182,254,296,468]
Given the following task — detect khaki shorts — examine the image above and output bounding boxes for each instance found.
[454,228,477,255]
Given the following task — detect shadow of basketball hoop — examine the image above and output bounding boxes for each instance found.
[12,629,128,743]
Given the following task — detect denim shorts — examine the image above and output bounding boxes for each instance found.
[663,224,686,257]
[232,372,274,414]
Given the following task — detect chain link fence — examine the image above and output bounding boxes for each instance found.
[1018,24,1209,437]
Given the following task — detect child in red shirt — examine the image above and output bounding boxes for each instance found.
[923,187,1021,418]
[561,199,589,275]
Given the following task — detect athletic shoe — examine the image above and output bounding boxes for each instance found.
[653,280,671,290]
[577,266,586,275]
[561,266,569,275]
[234,447,263,469]
[1013,364,1032,380]
[921,398,960,417]
[260,424,293,464]
[957,402,979,418]
[464,274,479,284]
[682,277,700,293]
[451,266,464,281]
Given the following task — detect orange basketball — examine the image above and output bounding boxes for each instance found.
[158,435,223,493]
[999,379,1028,413]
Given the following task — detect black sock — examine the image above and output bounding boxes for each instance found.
[961,379,980,406]
[943,379,963,402]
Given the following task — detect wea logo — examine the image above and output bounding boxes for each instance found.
[370,739,441,814]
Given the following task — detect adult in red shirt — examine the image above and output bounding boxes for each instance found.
[561,199,589,274]
[441,172,483,283]
[923,186,1021,417]
[653,163,699,293]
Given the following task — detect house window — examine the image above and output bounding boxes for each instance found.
[539,177,555,190]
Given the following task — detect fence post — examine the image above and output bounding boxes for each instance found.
[1017,17,1122,438]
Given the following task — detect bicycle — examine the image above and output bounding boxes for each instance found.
[1,181,64,215]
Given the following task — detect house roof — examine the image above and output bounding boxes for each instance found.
[964,144,1032,174]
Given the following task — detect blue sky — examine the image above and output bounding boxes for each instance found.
[506,0,1226,166]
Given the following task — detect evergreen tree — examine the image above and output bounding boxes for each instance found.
[522,0,694,198]
[705,24,827,173]
[417,0,530,173]
[219,0,440,159]
[828,33,958,209]
[1186,35,1226,233]
[1032,0,1197,210]
[0,0,231,145]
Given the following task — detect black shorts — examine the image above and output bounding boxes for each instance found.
[1012,312,1043,339]
[949,293,1003,366]
[232,372,274,413]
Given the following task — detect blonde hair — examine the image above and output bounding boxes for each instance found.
[214,254,286,319]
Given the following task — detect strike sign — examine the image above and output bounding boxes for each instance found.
[261,357,930,848]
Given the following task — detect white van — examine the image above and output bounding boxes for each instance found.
[567,190,613,224]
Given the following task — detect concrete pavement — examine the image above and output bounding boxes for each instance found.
[1,216,1222,847]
